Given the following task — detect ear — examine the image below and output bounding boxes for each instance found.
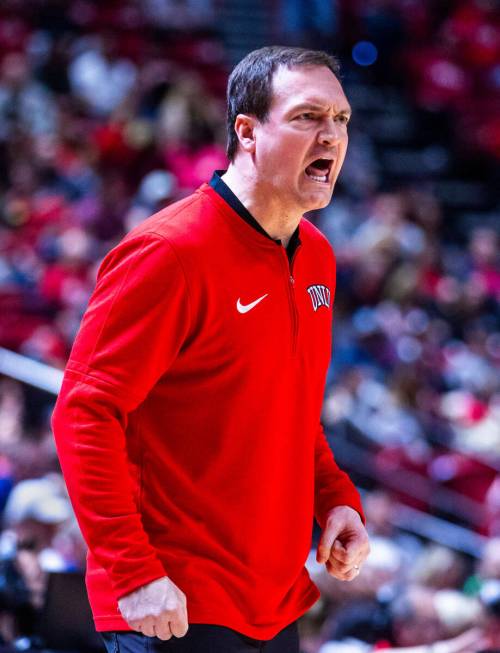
[234,114,257,154]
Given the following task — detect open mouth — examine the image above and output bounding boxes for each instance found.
[305,158,333,183]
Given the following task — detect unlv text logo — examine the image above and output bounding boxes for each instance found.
[307,284,331,312]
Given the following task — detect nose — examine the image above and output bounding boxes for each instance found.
[318,117,342,147]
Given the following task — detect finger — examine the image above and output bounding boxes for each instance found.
[329,543,366,568]
[332,538,364,566]
[329,540,350,564]
[343,566,361,582]
[168,609,189,638]
[335,533,371,567]
[326,559,361,581]
[317,523,344,563]
[326,558,349,580]
[326,554,356,575]
[153,616,173,641]
[326,554,362,574]
[140,616,156,637]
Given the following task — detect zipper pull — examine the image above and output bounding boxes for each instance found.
[290,275,295,285]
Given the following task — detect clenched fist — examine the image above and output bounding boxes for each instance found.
[118,576,188,640]
[316,505,370,581]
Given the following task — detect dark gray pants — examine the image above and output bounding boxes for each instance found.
[101,621,300,653]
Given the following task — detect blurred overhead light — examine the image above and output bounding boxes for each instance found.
[352,41,378,67]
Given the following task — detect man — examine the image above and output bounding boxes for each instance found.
[51,46,370,652]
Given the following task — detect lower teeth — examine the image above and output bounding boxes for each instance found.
[308,174,327,182]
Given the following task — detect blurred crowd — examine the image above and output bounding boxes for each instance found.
[319,189,499,532]
[279,0,500,159]
[301,492,500,652]
[0,0,498,650]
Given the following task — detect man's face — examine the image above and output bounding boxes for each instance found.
[252,65,351,214]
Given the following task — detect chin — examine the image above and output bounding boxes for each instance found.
[302,191,333,212]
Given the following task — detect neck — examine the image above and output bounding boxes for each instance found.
[221,164,300,247]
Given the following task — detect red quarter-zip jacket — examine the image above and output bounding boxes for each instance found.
[51,182,364,638]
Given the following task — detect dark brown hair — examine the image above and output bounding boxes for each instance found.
[226,46,341,161]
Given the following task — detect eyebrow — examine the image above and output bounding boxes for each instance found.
[289,102,352,116]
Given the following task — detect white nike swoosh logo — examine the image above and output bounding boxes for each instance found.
[236,294,268,314]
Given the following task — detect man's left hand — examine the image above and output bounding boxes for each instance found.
[316,505,370,581]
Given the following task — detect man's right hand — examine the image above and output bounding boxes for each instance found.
[118,576,188,640]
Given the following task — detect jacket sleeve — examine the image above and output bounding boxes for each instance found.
[314,423,366,530]
[312,242,365,530]
[51,232,191,600]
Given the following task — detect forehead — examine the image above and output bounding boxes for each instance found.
[269,65,349,113]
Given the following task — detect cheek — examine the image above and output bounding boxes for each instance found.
[276,150,305,182]
[278,130,309,158]
[257,131,309,182]
[342,133,349,154]
[333,138,349,174]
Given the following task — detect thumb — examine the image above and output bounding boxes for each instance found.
[316,522,343,564]
[332,538,347,558]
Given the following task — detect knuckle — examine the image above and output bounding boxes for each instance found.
[327,566,343,580]
[331,565,352,581]
[335,557,347,568]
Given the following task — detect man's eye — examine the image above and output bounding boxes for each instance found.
[337,115,350,124]
[297,113,315,120]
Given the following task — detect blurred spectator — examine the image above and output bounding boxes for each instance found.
[68,35,137,117]
[0,52,58,141]
[0,474,72,639]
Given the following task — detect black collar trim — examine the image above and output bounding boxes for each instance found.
[209,170,301,257]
